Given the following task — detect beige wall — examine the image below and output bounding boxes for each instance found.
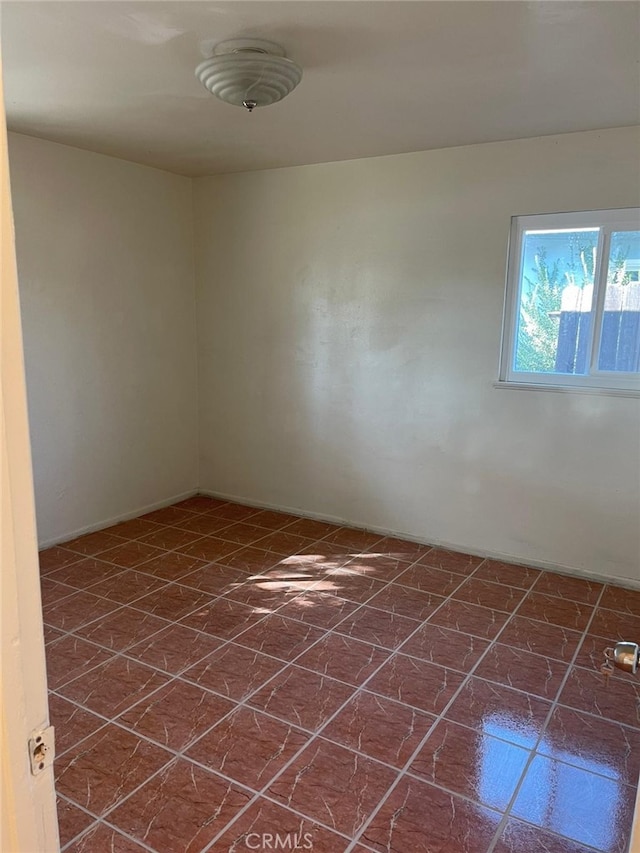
[8,132,198,546]
[194,126,640,586]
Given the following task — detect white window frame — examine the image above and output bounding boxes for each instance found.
[498,207,640,394]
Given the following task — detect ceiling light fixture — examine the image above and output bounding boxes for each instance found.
[196,39,302,112]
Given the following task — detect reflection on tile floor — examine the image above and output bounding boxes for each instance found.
[41,496,640,852]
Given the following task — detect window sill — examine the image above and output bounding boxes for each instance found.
[493,381,640,398]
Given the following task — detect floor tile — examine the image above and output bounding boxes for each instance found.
[267,739,397,837]
[98,541,165,569]
[283,517,341,540]
[209,798,348,853]
[499,616,583,663]
[62,530,128,557]
[533,571,603,604]
[46,635,114,689]
[445,677,552,749]
[599,585,640,617]
[248,665,354,731]
[588,607,640,644]
[247,509,301,530]
[345,553,415,583]
[298,541,357,563]
[367,654,465,714]
[493,818,603,853]
[40,578,77,607]
[219,546,282,573]
[511,753,637,853]
[369,535,432,561]
[409,718,530,810]
[399,623,490,672]
[224,573,309,609]
[55,724,172,816]
[360,775,501,853]
[59,656,170,718]
[473,643,568,700]
[323,691,435,768]
[48,557,125,589]
[42,500,637,852]
[296,633,390,686]
[322,527,385,552]
[416,547,484,574]
[134,551,207,581]
[236,614,326,661]
[313,572,387,605]
[173,495,226,514]
[74,606,168,652]
[136,525,204,551]
[177,536,241,562]
[42,590,121,632]
[142,506,197,526]
[219,521,274,546]
[452,578,526,612]
[48,694,105,756]
[558,666,640,728]
[105,518,163,540]
[56,798,95,847]
[184,643,285,701]
[366,583,445,621]
[44,624,65,645]
[186,706,309,789]
[65,824,150,852]
[87,569,167,604]
[251,530,316,556]
[175,512,235,535]
[427,599,510,639]
[118,678,234,750]
[473,559,541,589]
[108,758,252,853]
[277,590,359,628]
[274,552,346,578]
[179,563,253,596]
[209,503,262,522]
[334,605,420,650]
[39,545,83,574]
[126,623,222,675]
[517,593,593,631]
[181,597,265,640]
[394,564,466,597]
[131,583,212,621]
[540,704,640,786]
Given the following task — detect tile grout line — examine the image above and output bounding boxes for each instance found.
[47,519,635,852]
[57,792,159,853]
[196,560,501,851]
[50,577,638,754]
[46,542,439,696]
[483,584,610,853]
[342,571,551,852]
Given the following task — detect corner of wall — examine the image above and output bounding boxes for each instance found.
[189,175,201,493]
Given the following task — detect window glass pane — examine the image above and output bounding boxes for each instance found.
[598,230,640,373]
[514,228,599,374]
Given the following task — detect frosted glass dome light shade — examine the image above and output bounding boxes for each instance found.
[196,39,302,111]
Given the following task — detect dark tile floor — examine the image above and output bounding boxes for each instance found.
[40,496,640,852]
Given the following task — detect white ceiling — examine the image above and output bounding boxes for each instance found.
[2,1,639,176]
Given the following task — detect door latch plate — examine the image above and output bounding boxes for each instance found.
[28,726,55,775]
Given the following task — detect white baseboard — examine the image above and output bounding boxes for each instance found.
[199,488,640,592]
[38,489,199,549]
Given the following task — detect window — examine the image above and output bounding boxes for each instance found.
[499,208,640,393]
